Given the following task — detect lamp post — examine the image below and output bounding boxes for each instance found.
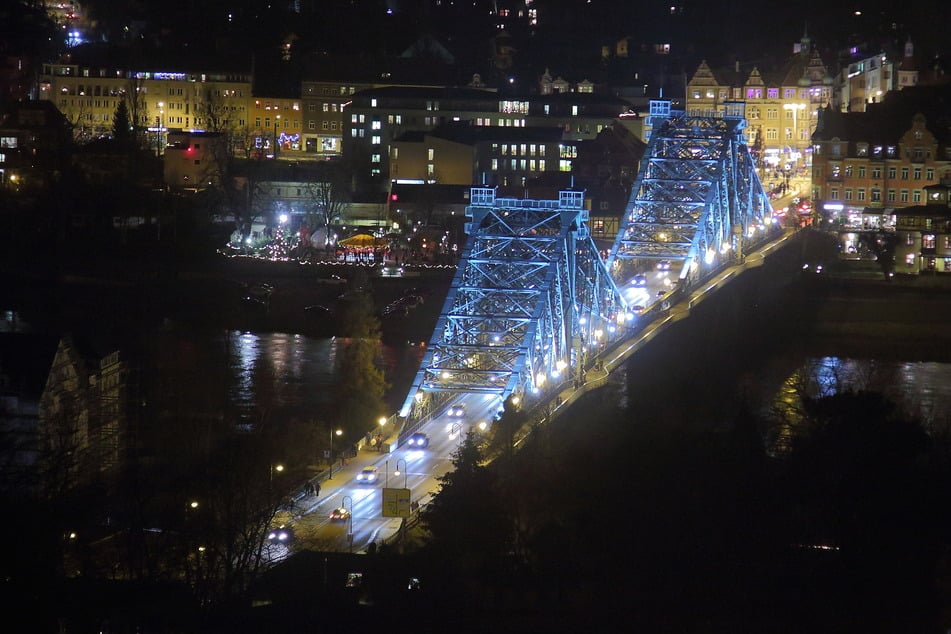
[342,495,354,553]
[270,462,284,484]
[394,458,408,489]
[157,101,165,155]
[274,114,281,159]
[783,103,806,171]
[328,428,343,479]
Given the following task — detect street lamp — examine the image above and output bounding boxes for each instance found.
[328,428,343,479]
[394,458,408,489]
[274,114,281,159]
[270,463,284,484]
[783,103,806,170]
[342,495,354,553]
[157,101,165,155]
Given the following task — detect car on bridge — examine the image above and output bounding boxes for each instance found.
[656,259,671,271]
[356,466,379,484]
[406,432,429,448]
[628,273,647,287]
[447,403,466,418]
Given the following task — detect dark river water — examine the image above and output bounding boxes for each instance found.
[3,284,950,438]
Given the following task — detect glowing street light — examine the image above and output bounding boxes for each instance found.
[328,428,343,479]
[270,462,284,483]
[394,458,408,489]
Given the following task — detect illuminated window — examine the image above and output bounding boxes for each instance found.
[370,98,377,107]
[844,189,852,200]
[371,135,380,145]
[858,166,866,178]
[371,154,381,163]
[923,234,936,249]
[371,120,381,130]
[913,190,922,203]
[539,159,545,170]
[427,148,434,161]
[857,188,866,201]
[905,253,916,266]
[491,158,498,170]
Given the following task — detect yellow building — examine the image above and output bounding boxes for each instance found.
[686,33,833,184]
[811,87,951,236]
[248,96,303,157]
[38,62,252,153]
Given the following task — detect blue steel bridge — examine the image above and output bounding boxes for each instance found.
[397,100,780,437]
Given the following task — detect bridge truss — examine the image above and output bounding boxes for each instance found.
[606,101,775,295]
[400,188,625,423]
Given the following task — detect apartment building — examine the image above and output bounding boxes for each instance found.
[686,33,833,177]
[343,85,631,194]
[893,184,951,275]
[811,84,951,234]
[390,123,564,188]
[37,61,252,151]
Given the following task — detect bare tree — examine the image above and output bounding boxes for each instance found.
[124,75,150,151]
[303,162,351,230]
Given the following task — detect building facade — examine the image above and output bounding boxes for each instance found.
[390,123,565,188]
[811,86,951,234]
[0,99,73,188]
[343,85,632,194]
[893,184,951,275]
[38,61,252,152]
[686,33,833,179]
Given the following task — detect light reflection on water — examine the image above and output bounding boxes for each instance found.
[768,356,951,453]
[148,329,422,429]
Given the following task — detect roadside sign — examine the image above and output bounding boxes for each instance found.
[382,487,411,518]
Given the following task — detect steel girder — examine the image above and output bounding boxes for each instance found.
[606,109,774,294]
[400,188,624,418]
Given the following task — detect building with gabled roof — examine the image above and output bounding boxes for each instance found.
[810,83,951,245]
[686,32,833,178]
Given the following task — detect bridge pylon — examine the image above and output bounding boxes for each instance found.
[399,187,626,435]
[607,100,776,299]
